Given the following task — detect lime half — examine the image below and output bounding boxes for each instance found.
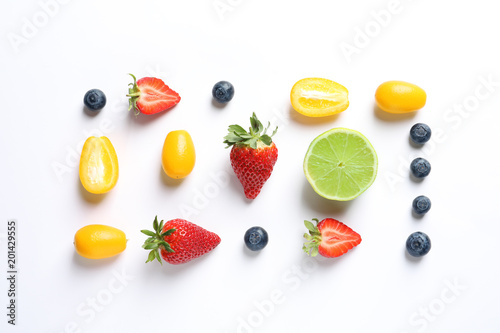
[304,128,378,201]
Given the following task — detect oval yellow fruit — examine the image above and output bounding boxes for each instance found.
[291,78,349,117]
[161,130,196,179]
[375,81,426,113]
[79,136,119,194]
[74,225,126,259]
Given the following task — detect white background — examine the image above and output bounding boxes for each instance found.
[1,0,500,332]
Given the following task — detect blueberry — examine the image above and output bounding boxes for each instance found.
[84,89,106,111]
[244,226,268,251]
[410,157,431,178]
[413,195,431,215]
[410,123,431,144]
[406,232,431,257]
[212,81,234,103]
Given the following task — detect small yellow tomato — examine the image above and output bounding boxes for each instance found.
[375,81,426,113]
[161,130,196,179]
[290,78,349,117]
[74,225,126,259]
[79,136,119,194]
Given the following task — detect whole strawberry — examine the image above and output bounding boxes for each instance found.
[303,218,361,258]
[127,74,180,115]
[223,113,278,199]
[141,216,221,265]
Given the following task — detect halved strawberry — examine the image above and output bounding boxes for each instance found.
[127,74,180,115]
[303,218,361,258]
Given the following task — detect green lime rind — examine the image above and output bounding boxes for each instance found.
[303,128,378,201]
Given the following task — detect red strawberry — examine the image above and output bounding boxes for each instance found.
[303,218,361,258]
[223,113,278,199]
[127,74,180,115]
[141,216,221,265]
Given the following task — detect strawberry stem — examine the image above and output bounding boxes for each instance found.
[303,219,322,257]
[223,113,277,149]
[126,73,141,115]
[141,216,176,265]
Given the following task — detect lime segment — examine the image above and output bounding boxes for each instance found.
[304,128,378,201]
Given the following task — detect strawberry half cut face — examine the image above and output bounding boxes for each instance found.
[303,218,361,258]
[127,74,180,115]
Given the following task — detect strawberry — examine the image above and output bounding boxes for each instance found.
[127,74,180,115]
[141,216,221,265]
[303,218,361,258]
[223,113,278,199]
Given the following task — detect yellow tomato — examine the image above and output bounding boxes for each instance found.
[375,81,426,113]
[79,136,119,194]
[161,130,196,179]
[74,225,126,259]
[290,78,349,117]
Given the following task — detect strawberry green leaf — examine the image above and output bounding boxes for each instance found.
[141,230,156,237]
[248,138,258,149]
[154,249,162,264]
[260,135,272,146]
[250,113,260,133]
[304,220,317,233]
[161,241,175,253]
[229,125,247,135]
[153,216,159,232]
[143,243,159,250]
[146,250,156,263]
[161,228,176,237]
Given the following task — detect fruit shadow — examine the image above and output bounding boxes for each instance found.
[404,248,424,263]
[142,250,216,277]
[226,173,254,204]
[78,179,107,204]
[408,135,425,149]
[159,165,185,187]
[301,180,353,215]
[288,106,342,125]
[409,171,425,183]
[314,250,361,269]
[373,104,417,122]
[242,243,261,257]
[411,208,425,220]
[83,106,100,117]
[129,107,172,125]
[72,251,120,268]
[211,98,229,109]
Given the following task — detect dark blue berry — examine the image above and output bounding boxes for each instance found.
[413,195,431,215]
[244,226,268,251]
[406,232,431,257]
[212,81,234,103]
[410,123,431,144]
[84,89,106,111]
[410,158,431,178]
